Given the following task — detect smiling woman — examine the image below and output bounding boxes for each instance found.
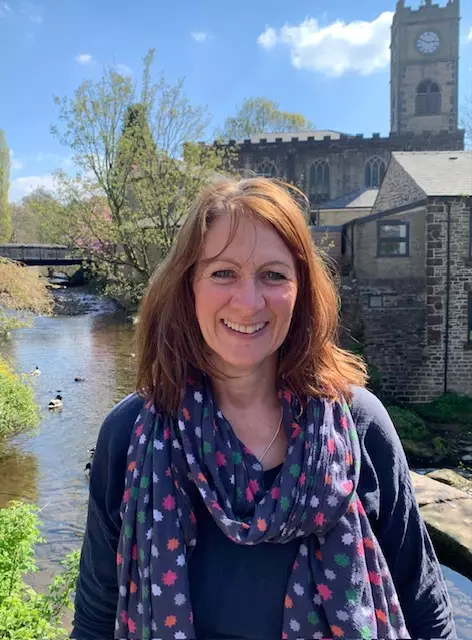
[71,177,457,640]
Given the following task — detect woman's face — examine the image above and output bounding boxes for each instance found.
[193,214,298,377]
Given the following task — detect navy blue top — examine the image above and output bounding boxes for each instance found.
[71,386,456,640]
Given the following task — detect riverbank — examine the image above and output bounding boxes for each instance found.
[412,471,472,581]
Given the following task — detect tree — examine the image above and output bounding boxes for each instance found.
[0,130,11,242]
[218,97,314,139]
[10,189,65,244]
[44,50,232,307]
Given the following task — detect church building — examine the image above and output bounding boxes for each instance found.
[218,0,464,225]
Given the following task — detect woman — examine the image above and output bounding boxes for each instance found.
[71,178,456,640]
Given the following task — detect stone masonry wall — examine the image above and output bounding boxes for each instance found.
[372,155,426,214]
[356,278,428,403]
[426,198,472,396]
[342,198,472,404]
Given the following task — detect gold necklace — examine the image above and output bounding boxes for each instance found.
[257,409,283,464]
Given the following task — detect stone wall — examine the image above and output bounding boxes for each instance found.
[222,130,464,205]
[372,155,426,214]
[354,278,428,402]
[341,197,472,403]
[425,198,472,396]
[353,206,426,281]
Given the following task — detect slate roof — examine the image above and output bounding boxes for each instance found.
[392,151,472,197]
[319,188,379,210]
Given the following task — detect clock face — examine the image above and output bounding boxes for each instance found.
[416,31,440,54]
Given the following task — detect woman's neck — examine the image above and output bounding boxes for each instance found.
[209,358,279,414]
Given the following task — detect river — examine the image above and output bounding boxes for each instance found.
[1,289,472,638]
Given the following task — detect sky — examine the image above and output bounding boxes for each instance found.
[1,0,471,202]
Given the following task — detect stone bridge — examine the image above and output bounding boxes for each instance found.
[0,244,84,266]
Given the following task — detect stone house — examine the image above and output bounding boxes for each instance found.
[342,151,472,403]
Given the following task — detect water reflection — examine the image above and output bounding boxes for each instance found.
[1,293,472,635]
[0,447,39,506]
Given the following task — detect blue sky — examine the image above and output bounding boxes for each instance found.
[1,0,471,201]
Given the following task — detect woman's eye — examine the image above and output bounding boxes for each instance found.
[212,270,234,279]
[263,271,286,281]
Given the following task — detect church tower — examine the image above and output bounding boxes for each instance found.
[390,0,460,135]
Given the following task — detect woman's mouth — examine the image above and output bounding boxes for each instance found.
[222,319,268,335]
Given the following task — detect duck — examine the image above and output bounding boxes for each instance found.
[74,376,86,382]
[84,445,96,478]
[48,394,63,410]
[30,366,41,376]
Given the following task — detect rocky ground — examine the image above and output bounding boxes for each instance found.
[48,285,119,317]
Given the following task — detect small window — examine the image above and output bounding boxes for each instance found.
[378,221,409,257]
[416,80,441,116]
[365,157,386,188]
[468,293,472,344]
[369,295,384,309]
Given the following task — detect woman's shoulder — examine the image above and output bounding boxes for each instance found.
[349,385,409,475]
[96,392,146,455]
[349,386,400,448]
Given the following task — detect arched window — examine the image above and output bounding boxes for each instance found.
[365,157,386,188]
[255,160,277,178]
[308,160,330,203]
[416,80,441,116]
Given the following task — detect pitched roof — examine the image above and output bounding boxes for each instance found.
[392,151,472,197]
[319,188,379,210]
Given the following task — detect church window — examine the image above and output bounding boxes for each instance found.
[255,160,277,178]
[308,160,330,204]
[365,157,386,188]
[415,80,441,116]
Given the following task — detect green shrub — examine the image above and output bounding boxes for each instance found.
[386,405,429,441]
[0,501,79,640]
[0,358,39,439]
[414,392,472,427]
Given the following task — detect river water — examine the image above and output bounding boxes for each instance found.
[1,289,472,638]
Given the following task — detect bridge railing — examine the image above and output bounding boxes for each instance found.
[0,244,77,263]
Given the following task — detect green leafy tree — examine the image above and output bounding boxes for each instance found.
[218,97,314,139]
[44,49,233,307]
[10,189,66,244]
[0,129,11,242]
[0,501,79,639]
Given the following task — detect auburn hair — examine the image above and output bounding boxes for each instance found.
[136,177,367,414]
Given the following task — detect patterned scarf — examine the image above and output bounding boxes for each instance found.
[115,372,409,640]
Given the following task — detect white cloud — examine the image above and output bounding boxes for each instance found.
[75,53,93,65]
[114,63,132,76]
[10,174,56,202]
[20,2,42,23]
[257,27,277,50]
[0,3,12,17]
[10,150,23,170]
[468,27,472,42]
[257,11,394,77]
[191,31,208,43]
